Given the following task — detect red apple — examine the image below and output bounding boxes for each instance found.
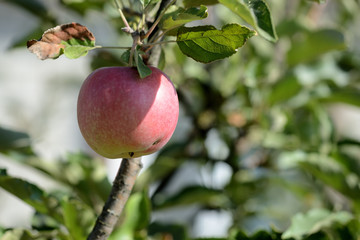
[77,66,179,159]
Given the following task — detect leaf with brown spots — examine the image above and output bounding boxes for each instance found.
[27,22,96,60]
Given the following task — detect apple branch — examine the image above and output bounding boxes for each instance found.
[87,157,142,240]
[143,0,177,40]
[114,0,133,33]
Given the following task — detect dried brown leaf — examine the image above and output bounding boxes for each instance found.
[27,22,95,60]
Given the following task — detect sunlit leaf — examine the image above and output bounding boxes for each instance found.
[176,24,255,63]
[282,208,353,240]
[62,38,96,59]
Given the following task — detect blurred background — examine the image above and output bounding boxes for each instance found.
[0,0,360,239]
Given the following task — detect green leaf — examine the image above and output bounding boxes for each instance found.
[218,0,277,42]
[60,0,105,15]
[153,186,228,209]
[10,152,111,209]
[0,127,34,155]
[120,50,131,63]
[62,38,96,59]
[287,29,346,65]
[140,0,159,8]
[176,24,255,63]
[332,151,360,179]
[298,154,360,199]
[1,229,45,240]
[231,229,282,240]
[161,6,208,35]
[61,197,96,239]
[148,222,189,240]
[31,212,60,230]
[286,105,334,149]
[282,208,353,240]
[135,50,152,78]
[183,0,219,8]
[1,228,69,240]
[4,0,48,18]
[268,75,302,105]
[308,0,326,3]
[319,89,360,107]
[0,169,63,222]
[135,155,184,191]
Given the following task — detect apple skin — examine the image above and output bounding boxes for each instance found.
[77,66,179,159]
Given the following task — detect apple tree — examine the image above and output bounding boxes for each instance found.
[1,0,360,240]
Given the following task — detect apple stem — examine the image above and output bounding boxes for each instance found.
[87,157,143,240]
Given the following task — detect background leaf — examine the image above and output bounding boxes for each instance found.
[218,0,277,42]
[0,127,34,155]
[61,197,96,239]
[267,75,302,105]
[0,169,63,223]
[183,0,219,8]
[161,6,208,35]
[153,186,228,209]
[319,89,360,108]
[287,29,346,65]
[282,208,353,240]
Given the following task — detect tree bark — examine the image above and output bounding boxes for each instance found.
[87,157,142,240]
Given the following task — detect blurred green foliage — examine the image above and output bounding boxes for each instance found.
[1,0,360,239]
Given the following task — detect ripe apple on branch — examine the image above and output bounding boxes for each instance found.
[77,66,179,159]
